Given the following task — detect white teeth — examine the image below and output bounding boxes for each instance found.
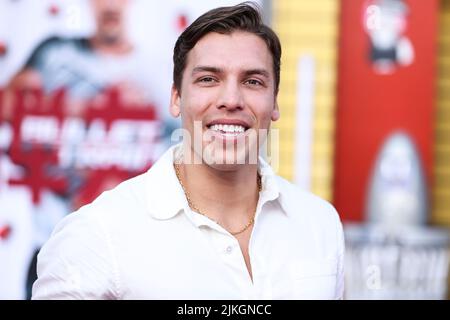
[209,124,246,133]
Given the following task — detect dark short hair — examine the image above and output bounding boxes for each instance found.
[173,2,282,93]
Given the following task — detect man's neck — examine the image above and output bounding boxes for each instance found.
[89,35,133,55]
[177,160,260,232]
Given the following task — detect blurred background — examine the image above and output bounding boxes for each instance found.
[0,0,449,299]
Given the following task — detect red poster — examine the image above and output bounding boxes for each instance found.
[334,0,438,222]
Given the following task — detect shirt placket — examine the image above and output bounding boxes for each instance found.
[189,211,256,298]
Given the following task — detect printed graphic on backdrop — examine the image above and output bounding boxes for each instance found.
[1,0,170,208]
[334,0,437,222]
[0,0,169,299]
[363,0,415,74]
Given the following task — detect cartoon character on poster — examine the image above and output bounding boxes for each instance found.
[363,0,415,74]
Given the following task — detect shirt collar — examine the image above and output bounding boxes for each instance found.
[144,143,285,221]
[257,155,281,204]
[144,144,187,220]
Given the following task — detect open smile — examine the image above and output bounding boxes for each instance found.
[206,119,251,138]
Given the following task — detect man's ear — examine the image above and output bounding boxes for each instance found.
[271,100,280,121]
[170,84,181,118]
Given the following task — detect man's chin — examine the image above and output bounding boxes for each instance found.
[205,162,243,172]
[179,139,259,166]
[201,146,258,167]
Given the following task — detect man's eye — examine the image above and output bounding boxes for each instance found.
[245,79,262,86]
[199,77,216,83]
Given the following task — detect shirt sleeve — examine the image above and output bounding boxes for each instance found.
[24,37,60,70]
[31,207,120,300]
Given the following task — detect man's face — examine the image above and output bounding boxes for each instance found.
[170,31,280,169]
[91,0,129,42]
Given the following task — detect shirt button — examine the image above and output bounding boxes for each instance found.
[225,245,233,254]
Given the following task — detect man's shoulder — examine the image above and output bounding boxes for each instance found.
[26,36,91,67]
[274,175,340,223]
[38,172,149,268]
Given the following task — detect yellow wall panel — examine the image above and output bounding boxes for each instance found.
[273,0,339,200]
[432,0,450,226]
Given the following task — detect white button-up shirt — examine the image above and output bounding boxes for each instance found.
[32,144,345,300]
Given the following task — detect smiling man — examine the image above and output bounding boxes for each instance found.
[32,3,345,300]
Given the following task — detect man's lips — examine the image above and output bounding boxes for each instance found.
[206,119,251,134]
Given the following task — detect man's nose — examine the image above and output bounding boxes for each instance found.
[216,81,243,111]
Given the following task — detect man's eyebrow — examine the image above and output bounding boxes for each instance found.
[191,66,270,78]
[192,66,223,75]
[243,69,270,78]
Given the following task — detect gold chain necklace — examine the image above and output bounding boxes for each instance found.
[174,163,261,236]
